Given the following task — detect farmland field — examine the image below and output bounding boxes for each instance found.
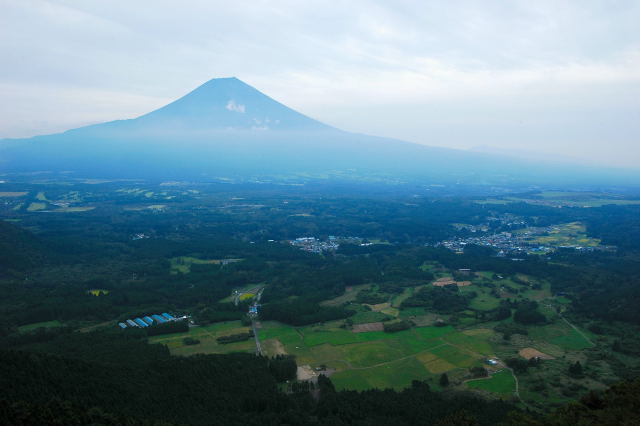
[467,370,515,395]
[147,264,611,406]
[148,321,256,356]
[476,192,640,208]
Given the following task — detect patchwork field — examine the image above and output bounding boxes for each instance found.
[148,268,601,407]
[254,322,496,391]
[521,222,601,248]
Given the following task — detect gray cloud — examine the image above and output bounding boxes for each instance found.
[0,0,638,167]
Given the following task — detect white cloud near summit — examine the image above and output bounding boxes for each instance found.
[225,100,246,114]
[0,0,638,167]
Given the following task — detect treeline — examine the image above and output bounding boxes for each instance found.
[217,331,253,344]
[0,330,519,425]
[145,320,188,336]
[260,300,354,326]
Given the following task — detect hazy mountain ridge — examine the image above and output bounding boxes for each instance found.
[0,78,637,185]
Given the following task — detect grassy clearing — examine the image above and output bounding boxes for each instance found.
[429,345,476,368]
[149,321,256,356]
[442,331,494,355]
[475,199,513,205]
[461,285,501,311]
[27,202,46,211]
[549,328,593,350]
[0,192,27,197]
[467,370,515,395]
[55,206,95,213]
[321,284,370,306]
[419,261,440,272]
[18,320,63,332]
[391,286,417,308]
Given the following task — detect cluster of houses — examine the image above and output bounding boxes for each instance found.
[118,312,181,329]
[436,231,532,254]
[435,226,613,256]
[290,236,369,254]
[290,237,339,253]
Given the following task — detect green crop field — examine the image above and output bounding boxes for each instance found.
[467,370,515,395]
[331,356,434,391]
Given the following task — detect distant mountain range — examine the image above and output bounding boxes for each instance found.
[0,77,636,186]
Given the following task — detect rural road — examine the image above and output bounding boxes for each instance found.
[252,319,262,355]
[251,287,265,356]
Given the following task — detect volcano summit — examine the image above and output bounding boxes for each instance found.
[0,78,634,185]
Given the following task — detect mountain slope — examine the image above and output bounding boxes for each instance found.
[0,77,637,185]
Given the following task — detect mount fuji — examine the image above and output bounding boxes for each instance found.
[0,77,634,185]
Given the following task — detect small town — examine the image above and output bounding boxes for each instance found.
[289,236,369,253]
[435,224,615,255]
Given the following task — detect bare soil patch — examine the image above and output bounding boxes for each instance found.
[297,365,318,381]
[264,338,287,356]
[519,347,555,360]
[352,322,384,333]
[433,277,472,287]
[433,277,456,286]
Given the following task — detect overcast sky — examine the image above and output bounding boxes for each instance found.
[1,0,639,168]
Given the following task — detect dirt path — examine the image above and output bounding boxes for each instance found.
[506,367,529,407]
[251,320,262,355]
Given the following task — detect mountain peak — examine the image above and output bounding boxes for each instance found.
[132,77,330,132]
